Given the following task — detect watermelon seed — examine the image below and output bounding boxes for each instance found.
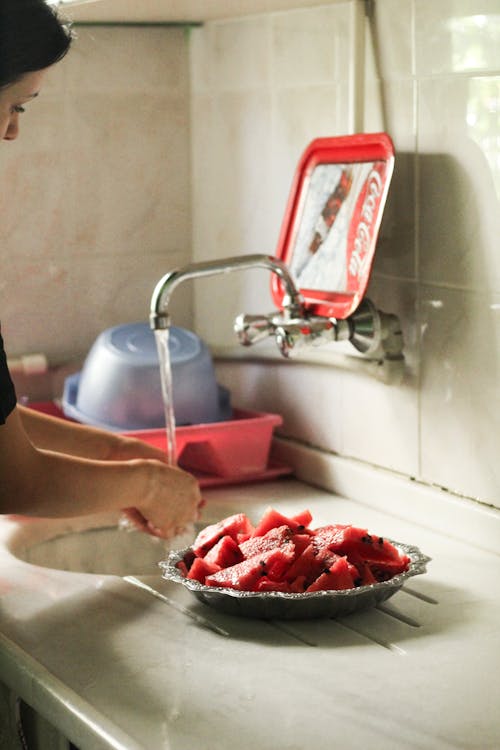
[297,525,305,531]
[361,535,373,544]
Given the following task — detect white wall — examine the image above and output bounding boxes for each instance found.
[189,0,500,508]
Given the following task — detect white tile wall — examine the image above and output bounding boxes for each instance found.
[189,1,500,508]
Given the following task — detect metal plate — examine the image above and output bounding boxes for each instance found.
[159,540,430,620]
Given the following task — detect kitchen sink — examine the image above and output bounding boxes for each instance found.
[5,514,196,576]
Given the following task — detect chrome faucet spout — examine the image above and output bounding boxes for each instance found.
[150,254,304,331]
[150,253,405,379]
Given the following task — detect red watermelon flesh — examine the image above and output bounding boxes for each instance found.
[205,544,295,591]
[181,507,410,593]
[306,556,355,592]
[187,557,221,583]
[289,575,308,593]
[255,577,291,593]
[204,535,243,568]
[251,507,313,537]
[192,513,254,556]
[347,553,378,586]
[284,544,339,586]
[370,557,411,582]
[290,533,312,557]
[314,524,402,563]
[289,509,313,529]
[239,525,292,559]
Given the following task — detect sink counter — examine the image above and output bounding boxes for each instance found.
[1,474,500,750]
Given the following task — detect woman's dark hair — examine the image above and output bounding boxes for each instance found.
[0,0,72,88]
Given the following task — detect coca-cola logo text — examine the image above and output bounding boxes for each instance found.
[348,168,383,279]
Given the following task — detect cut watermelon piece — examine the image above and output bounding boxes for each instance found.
[176,560,189,577]
[284,544,340,586]
[289,509,313,530]
[370,556,410,582]
[187,557,221,584]
[192,513,254,557]
[251,507,313,537]
[289,575,308,593]
[306,556,355,592]
[205,544,295,591]
[347,553,378,586]
[204,535,243,568]
[314,524,403,564]
[254,577,291,593]
[239,525,292,559]
[290,533,312,557]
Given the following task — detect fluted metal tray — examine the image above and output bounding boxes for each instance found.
[159,540,431,620]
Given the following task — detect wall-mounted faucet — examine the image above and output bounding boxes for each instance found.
[150,254,404,375]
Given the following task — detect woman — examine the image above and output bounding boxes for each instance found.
[0,0,202,537]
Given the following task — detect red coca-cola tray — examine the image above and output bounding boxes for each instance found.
[271,133,394,320]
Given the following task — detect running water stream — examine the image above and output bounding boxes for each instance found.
[154,328,177,466]
[119,328,184,535]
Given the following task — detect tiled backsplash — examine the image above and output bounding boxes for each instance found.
[1,2,498,510]
[189,0,500,508]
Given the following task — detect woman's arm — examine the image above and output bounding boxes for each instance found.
[0,407,201,537]
[17,404,167,462]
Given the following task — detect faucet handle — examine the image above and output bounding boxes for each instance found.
[234,313,277,346]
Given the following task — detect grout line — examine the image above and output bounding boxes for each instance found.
[268,622,317,647]
[334,619,407,655]
[402,585,438,604]
[122,576,230,637]
[376,604,420,628]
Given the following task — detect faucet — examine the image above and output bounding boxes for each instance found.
[150,253,404,365]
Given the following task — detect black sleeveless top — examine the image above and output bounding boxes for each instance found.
[0,328,17,424]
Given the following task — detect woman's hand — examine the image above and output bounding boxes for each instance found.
[121,461,203,538]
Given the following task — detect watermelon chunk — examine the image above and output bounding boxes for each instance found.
[192,513,254,557]
[347,553,378,586]
[314,524,403,564]
[205,544,295,591]
[289,575,308,593]
[306,556,355,592]
[176,560,189,577]
[289,509,313,529]
[187,557,221,584]
[289,533,312,557]
[204,535,243,568]
[284,544,339,586]
[254,577,291,593]
[239,525,292,559]
[370,557,410,582]
[251,507,313,537]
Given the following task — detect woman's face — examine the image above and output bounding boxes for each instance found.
[0,69,47,141]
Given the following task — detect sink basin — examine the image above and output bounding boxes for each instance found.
[5,514,196,577]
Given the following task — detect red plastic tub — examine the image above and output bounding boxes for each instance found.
[126,408,282,478]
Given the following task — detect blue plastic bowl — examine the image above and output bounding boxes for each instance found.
[62,323,231,431]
